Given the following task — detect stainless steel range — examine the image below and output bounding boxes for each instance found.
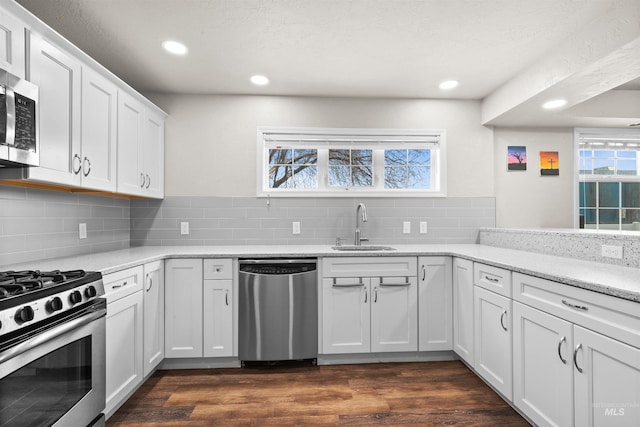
[0,269,106,427]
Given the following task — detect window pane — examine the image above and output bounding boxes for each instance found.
[407,166,430,188]
[580,208,597,224]
[269,165,292,188]
[328,149,350,165]
[351,149,372,165]
[617,159,637,175]
[593,159,614,174]
[579,157,593,174]
[594,150,615,158]
[622,209,640,226]
[579,150,592,157]
[579,182,596,207]
[384,166,406,188]
[408,149,430,165]
[328,165,350,186]
[293,149,317,165]
[292,165,317,188]
[598,209,619,225]
[269,149,292,166]
[351,166,372,186]
[598,182,619,208]
[618,151,636,158]
[384,150,406,165]
[622,182,640,207]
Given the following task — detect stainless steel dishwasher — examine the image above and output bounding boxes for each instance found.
[239,259,318,363]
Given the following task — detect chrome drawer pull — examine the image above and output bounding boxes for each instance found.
[558,336,567,364]
[111,281,127,289]
[332,283,365,288]
[574,343,583,373]
[562,300,588,311]
[379,282,411,287]
[485,276,499,283]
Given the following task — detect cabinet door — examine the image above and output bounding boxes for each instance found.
[142,109,165,198]
[80,66,117,191]
[474,286,512,399]
[321,277,370,354]
[371,276,418,353]
[513,301,573,427]
[143,260,164,376]
[203,279,233,357]
[27,34,81,186]
[0,9,25,77]
[165,259,203,358]
[453,257,474,366]
[105,290,143,417]
[574,325,640,426]
[418,256,452,351]
[116,90,144,196]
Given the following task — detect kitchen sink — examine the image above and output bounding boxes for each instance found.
[331,245,396,251]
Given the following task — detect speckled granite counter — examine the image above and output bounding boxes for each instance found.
[2,244,639,303]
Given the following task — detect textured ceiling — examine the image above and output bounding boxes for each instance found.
[13,0,622,98]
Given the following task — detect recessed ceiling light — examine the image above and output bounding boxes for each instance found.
[439,80,459,90]
[250,75,270,86]
[542,99,567,109]
[162,40,188,55]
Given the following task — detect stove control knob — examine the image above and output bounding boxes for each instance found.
[46,297,63,313]
[15,306,35,323]
[84,285,97,298]
[69,290,82,305]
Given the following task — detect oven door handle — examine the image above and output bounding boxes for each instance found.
[0,306,105,365]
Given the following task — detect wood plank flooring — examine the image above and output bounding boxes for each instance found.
[106,360,530,426]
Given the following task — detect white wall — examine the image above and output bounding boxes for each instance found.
[144,94,494,198]
[493,127,575,228]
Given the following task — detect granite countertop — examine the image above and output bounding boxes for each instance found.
[2,244,639,303]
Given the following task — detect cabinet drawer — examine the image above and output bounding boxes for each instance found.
[474,262,512,297]
[203,258,233,280]
[103,266,143,302]
[513,272,640,348]
[322,257,417,278]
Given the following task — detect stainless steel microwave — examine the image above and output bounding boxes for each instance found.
[0,68,38,167]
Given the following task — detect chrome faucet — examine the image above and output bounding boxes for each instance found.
[354,203,368,246]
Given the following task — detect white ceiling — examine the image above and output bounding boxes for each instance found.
[14,0,640,127]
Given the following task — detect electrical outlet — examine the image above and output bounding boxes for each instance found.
[292,221,301,235]
[78,223,87,239]
[403,221,411,234]
[420,221,428,234]
[180,222,189,235]
[601,244,623,259]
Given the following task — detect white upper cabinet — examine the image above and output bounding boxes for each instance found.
[0,8,25,77]
[117,90,165,198]
[26,33,82,187]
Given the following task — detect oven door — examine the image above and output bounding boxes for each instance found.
[0,303,105,427]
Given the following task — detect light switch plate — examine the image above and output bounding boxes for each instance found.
[292,221,301,234]
[78,223,87,239]
[180,222,189,235]
[403,221,411,234]
[601,244,623,259]
[420,221,428,234]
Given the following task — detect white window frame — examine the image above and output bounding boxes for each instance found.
[574,127,640,230]
[256,127,447,197]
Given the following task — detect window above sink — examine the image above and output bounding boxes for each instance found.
[257,127,447,197]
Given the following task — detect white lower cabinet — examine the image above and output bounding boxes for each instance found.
[203,279,234,357]
[103,267,144,418]
[143,260,164,376]
[321,257,417,355]
[418,256,452,351]
[474,286,512,399]
[164,259,203,358]
[453,257,474,366]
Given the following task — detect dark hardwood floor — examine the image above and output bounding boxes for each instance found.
[106,360,529,426]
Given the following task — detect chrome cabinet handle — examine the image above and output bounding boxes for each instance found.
[574,343,583,373]
[112,281,127,289]
[562,300,588,311]
[364,289,367,303]
[374,287,378,303]
[225,290,229,306]
[146,274,153,292]
[83,157,91,177]
[140,173,146,188]
[379,282,411,287]
[500,310,507,331]
[332,283,365,288]
[485,276,499,283]
[421,265,426,281]
[146,174,151,188]
[72,154,82,174]
[558,336,567,364]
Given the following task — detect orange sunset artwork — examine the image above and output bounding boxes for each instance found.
[540,151,559,176]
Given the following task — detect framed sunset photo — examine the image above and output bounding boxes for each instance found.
[540,151,559,176]
[507,146,527,171]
